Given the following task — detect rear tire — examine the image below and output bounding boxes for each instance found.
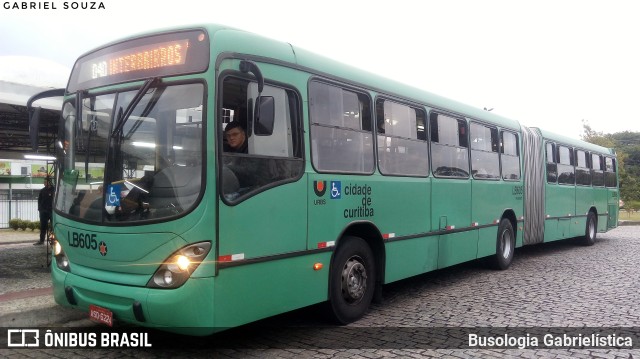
[328,236,376,324]
[490,219,515,270]
[582,212,597,246]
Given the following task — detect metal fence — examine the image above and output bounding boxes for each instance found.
[0,200,39,228]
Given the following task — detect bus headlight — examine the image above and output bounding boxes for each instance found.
[54,243,71,272]
[147,242,211,289]
[54,241,63,256]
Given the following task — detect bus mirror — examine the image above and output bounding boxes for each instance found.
[29,107,41,151]
[254,96,275,135]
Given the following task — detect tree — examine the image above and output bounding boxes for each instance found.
[581,120,640,202]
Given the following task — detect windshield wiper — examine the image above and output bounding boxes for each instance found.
[111,77,159,138]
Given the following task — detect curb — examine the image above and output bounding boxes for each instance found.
[618,221,640,226]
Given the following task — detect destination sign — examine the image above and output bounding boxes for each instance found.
[89,39,190,79]
[68,29,209,92]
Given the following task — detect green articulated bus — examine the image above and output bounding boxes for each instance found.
[31,24,619,335]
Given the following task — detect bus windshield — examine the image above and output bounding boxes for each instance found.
[55,82,205,224]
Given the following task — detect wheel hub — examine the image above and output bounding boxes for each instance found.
[501,230,512,259]
[341,256,367,304]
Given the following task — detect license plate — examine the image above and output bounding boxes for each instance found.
[89,304,113,327]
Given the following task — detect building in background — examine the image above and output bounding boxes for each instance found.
[0,56,69,227]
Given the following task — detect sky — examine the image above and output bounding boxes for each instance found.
[1,0,639,140]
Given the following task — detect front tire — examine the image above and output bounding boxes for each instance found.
[582,212,597,246]
[490,219,515,270]
[328,236,376,324]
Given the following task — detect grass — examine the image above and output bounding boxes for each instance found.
[619,210,640,221]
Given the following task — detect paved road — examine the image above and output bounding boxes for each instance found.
[1,227,639,358]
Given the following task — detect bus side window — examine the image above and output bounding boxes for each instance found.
[309,81,374,174]
[557,145,575,185]
[575,150,591,186]
[500,131,521,181]
[376,99,429,176]
[470,122,499,179]
[605,157,617,187]
[546,142,557,183]
[591,153,605,187]
[220,76,303,203]
[430,112,469,178]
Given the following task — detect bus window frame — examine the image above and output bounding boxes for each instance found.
[546,142,558,184]
[557,144,575,186]
[591,153,605,187]
[217,71,305,205]
[575,149,592,187]
[500,129,521,182]
[428,111,470,179]
[605,156,617,188]
[469,121,500,181]
[375,96,429,178]
[308,78,375,176]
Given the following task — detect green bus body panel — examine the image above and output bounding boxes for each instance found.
[607,189,620,228]
[218,182,307,258]
[594,189,609,232]
[545,184,575,241]
[307,175,430,246]
[212,252,330,328]
[385,237,438,283]
[473,180,524,257]
[544,178,617,242]
[431,178,475,268]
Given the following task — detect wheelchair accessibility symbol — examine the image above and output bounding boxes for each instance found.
[330,181,341,199]
[106,185,121,206]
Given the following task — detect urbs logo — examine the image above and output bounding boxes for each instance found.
[314,181,326,197]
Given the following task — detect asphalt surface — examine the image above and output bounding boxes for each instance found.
[0,226,639,358]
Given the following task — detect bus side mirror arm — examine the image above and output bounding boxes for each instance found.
[27,88,66,151]
[239,60,264,93]
[240,60,265,130]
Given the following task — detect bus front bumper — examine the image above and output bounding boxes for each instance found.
[51,263,217,335]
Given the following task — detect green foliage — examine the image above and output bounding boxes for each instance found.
[582,121,640,202]
[28,221,40,231]
[7,219,37,231]
[9,218,20,230]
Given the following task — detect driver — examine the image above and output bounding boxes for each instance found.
[223,121,248,153]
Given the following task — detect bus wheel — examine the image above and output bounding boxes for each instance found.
[329,236,375,324]
[490,219,515,270]
[582,212,597,246]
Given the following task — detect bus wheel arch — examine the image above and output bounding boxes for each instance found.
[328,223,384,324]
